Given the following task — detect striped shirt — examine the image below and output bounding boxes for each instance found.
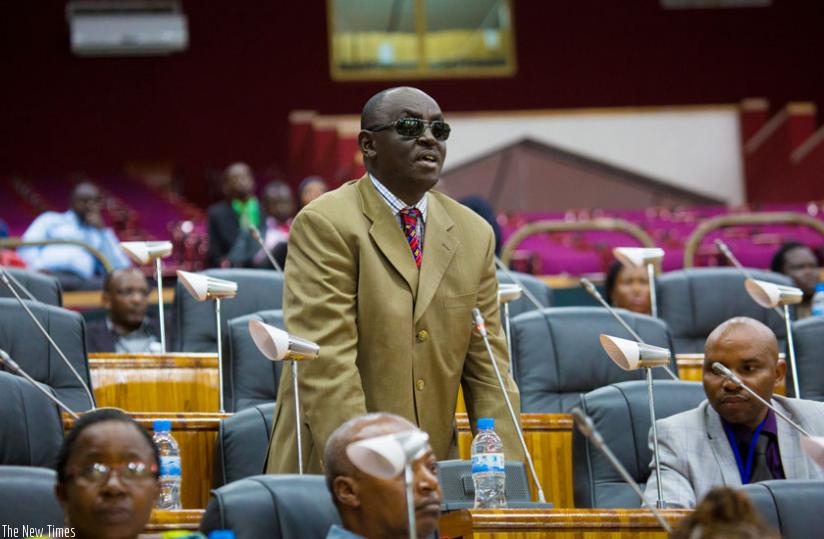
[369,174,427,249]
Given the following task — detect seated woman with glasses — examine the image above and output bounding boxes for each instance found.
[54,408,161,539]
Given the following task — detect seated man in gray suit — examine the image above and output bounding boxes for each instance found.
[644,316,824,508]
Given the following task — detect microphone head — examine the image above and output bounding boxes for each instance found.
[579,277,597,295]
[120,241,173,264]
[745,278,803,308]
[177,270,238,301]
[599,334,670,370]
[471,307,487,337]
[711,361,740,384]
[613,247,665,267]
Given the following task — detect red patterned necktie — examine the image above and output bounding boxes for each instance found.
[399,208,423,268]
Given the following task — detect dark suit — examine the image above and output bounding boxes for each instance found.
[85,317,166,353]
[207,200,263,268]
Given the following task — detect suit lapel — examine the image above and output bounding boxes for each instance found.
[358,177,419,298]
[773,397,809,479]
[414,195,457,323]
[703,402,743,487]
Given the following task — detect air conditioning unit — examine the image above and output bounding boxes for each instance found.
[67,0,188,57]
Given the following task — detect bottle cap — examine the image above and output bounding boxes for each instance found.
[478,417,494,430]
[816,283,824,292]
[207,531,236,539]
[153,419,172,433]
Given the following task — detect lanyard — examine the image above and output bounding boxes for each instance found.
[723,416,768,484]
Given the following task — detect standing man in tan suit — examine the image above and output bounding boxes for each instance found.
[266,87,523,473]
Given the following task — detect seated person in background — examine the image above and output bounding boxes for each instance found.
[668,486,780,539]
[459,196,502,257]
[253,180,294,268]
[55,408,160,539]
[324,412,443,539]
[643,317,824,508]
[770,241,821,319]
[18,182,131,291]
[605,260,651,315]
[297,175,328,210]
[207,162,261,268]
[86,267,164,354]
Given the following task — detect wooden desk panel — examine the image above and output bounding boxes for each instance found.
[456,413,574,508]
[147,509,204,532]
[66,412,228,510]
[440,508,690,539]
[89,353,219,412]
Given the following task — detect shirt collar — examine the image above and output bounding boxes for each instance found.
[369,174,428,222]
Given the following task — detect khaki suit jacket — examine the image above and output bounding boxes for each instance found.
[266,176,522,473]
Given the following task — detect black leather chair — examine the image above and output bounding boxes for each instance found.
[0,298,95,411]
[572,380,706,508]
[213,402,275,488]
[225,310,285,412]
[0,466,64,532]
[0,268,63,306]
[656,268,793,354]
[790,316,824,400]
[740,479,824,539]
[510,307,676,413]
[201,474,341,539]
[172,268,284,353]
[496,269,553,319]
[0,371,64,466]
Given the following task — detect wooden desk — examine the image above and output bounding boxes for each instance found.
[146,510,204,532]
[89,353,219,412]
[457,413,574,508]
[440,508,690,539]
[65,412,227,510]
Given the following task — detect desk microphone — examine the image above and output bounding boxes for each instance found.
[471,307,546,503]
[249,225,283,272]
[711,362,811,437]
[0,268,96,410]
[0,267,38,302]
[0,348,80,419]
[493,256,546,312]
[715,239,784,319]
[580,277,679,381]
[570,407,672,532]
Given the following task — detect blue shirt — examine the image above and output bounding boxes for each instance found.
[18,210,131,279]
[325,524,365,539]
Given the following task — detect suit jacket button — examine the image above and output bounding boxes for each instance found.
[416,330,429,343]
[416,379,425,391]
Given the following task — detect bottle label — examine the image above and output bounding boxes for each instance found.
[471,452,505,473]
[160,455,181,477]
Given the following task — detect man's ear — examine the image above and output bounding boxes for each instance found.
[774,357,787,386]
[332,476,361,509]
[358,131,376,160]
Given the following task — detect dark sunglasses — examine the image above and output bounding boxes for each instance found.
[67,461,158,485]
[366,118,451,141]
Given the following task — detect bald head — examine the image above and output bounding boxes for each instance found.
[360,87,436,129]
[705,317,778,362]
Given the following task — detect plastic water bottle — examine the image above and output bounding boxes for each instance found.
[471,417,506,508]
[153,419,182,510]
[812,283,824,316]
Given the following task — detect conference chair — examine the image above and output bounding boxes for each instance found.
[510,307,676,413]
[225,310,285,412]
[656,267,793,354]
[172,268,284,353]
[0,371,64,467]
[0,298,95,411]
[572,380,706,508]
[496,269,553,319]
[213,402,275,488]
[740,479,824,539]
[789,316,824,400]
[201,474,341,539]
[0,268,63,306]
[0,466,64,532]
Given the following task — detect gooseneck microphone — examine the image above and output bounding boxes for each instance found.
[249,225,284,272]
[715,239,784,319]
[571,407,672,533]
[0,267,39,302]
[471,307,546,503]
[0,268,96,410]
[711,362,812,437]
[580,277,679,381]
[494,257,546,312]
[0,348,80,419]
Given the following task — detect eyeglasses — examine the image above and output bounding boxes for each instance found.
[67,461,158,485]
[366,118,451,141]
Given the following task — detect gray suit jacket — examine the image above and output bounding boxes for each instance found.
[644,396,824,508]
